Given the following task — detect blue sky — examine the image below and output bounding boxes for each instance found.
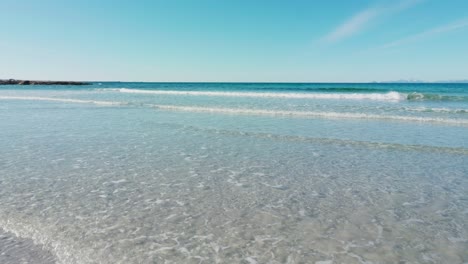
[1,0,467,82]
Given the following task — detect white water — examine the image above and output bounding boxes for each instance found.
[1,96,467,125]
[0,96,125,106]
[107,88,407,101]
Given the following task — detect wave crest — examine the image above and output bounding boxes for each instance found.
[0,96,125,106]
[147,104,468,125]
[2,95,467,125]
[406,92,468,102]
[105,88,406,101]
[98,88,468,102]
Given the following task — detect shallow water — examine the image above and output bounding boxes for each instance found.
[0,83,467,263]
[0,229,56,264]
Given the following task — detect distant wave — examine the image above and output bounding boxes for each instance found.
[105,88,406,101]
[406,92,468,102]
[101,88,468,102]
[0,96,125,106]
[147,104,468,125]
[315,87,385,92]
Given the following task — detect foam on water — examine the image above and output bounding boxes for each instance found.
[148,104,468,125]
[406,92,468,102]
[107,88,407,101]
[0,96,125,106]
[402,106,468,114]
[98,88,468,102]
[1,96,467,125]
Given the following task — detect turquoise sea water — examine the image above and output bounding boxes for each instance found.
[0,83,467,263]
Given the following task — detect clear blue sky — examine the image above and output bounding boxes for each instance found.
[1,0,467,82]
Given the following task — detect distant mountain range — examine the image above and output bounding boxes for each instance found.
[374,79,468,83]
[435,80,468,83]
[0,79,90,85]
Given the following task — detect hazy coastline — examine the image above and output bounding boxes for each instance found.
[0,79,90,86]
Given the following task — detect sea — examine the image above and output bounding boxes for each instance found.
[0,82,467,263]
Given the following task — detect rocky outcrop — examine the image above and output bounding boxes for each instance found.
[0,79,90,85]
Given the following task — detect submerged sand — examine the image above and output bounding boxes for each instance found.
[0,228,56,264]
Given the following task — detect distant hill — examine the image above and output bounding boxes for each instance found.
[374,79,468,83]
[434,80,468,83]
[0,79,90,85]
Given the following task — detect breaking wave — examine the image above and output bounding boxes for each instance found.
[0,96,125,106]
[406,92,468,102]
[105,88,406,101]
[100,88,468,102]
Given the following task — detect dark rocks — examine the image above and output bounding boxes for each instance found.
[0,79,90,85]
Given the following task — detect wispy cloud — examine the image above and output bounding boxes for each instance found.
[321,0,422,43]
[322,8,380,43]
[381,18,468,48]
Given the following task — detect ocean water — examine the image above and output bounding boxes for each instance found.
[0,83,467,263]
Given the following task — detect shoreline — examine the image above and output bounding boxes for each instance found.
[0,79,90,85]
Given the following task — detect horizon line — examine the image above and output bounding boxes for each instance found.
[2,78,468,84]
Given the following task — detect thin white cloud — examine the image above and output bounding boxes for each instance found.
[321,0,422,43]
[322,8,379,43]
[382,18,468,48]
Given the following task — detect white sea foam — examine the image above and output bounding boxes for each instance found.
[2,96,467,125]
[403,107,468,114]
[148,104,468,125]
[0,96,124,106]
[106,88,406,101]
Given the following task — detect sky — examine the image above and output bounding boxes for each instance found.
[1,0,467,82]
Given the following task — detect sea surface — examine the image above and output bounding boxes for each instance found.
[0,83,467,263]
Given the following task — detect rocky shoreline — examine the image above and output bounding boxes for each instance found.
[0,79,90,85]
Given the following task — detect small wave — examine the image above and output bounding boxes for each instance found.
[2,96,467,125]
[0,96,125,106]
[148,104,468,125]
[406,92,468,102]
[104,88,406,101]
[403,107,468,114]
[157,122,468,155]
